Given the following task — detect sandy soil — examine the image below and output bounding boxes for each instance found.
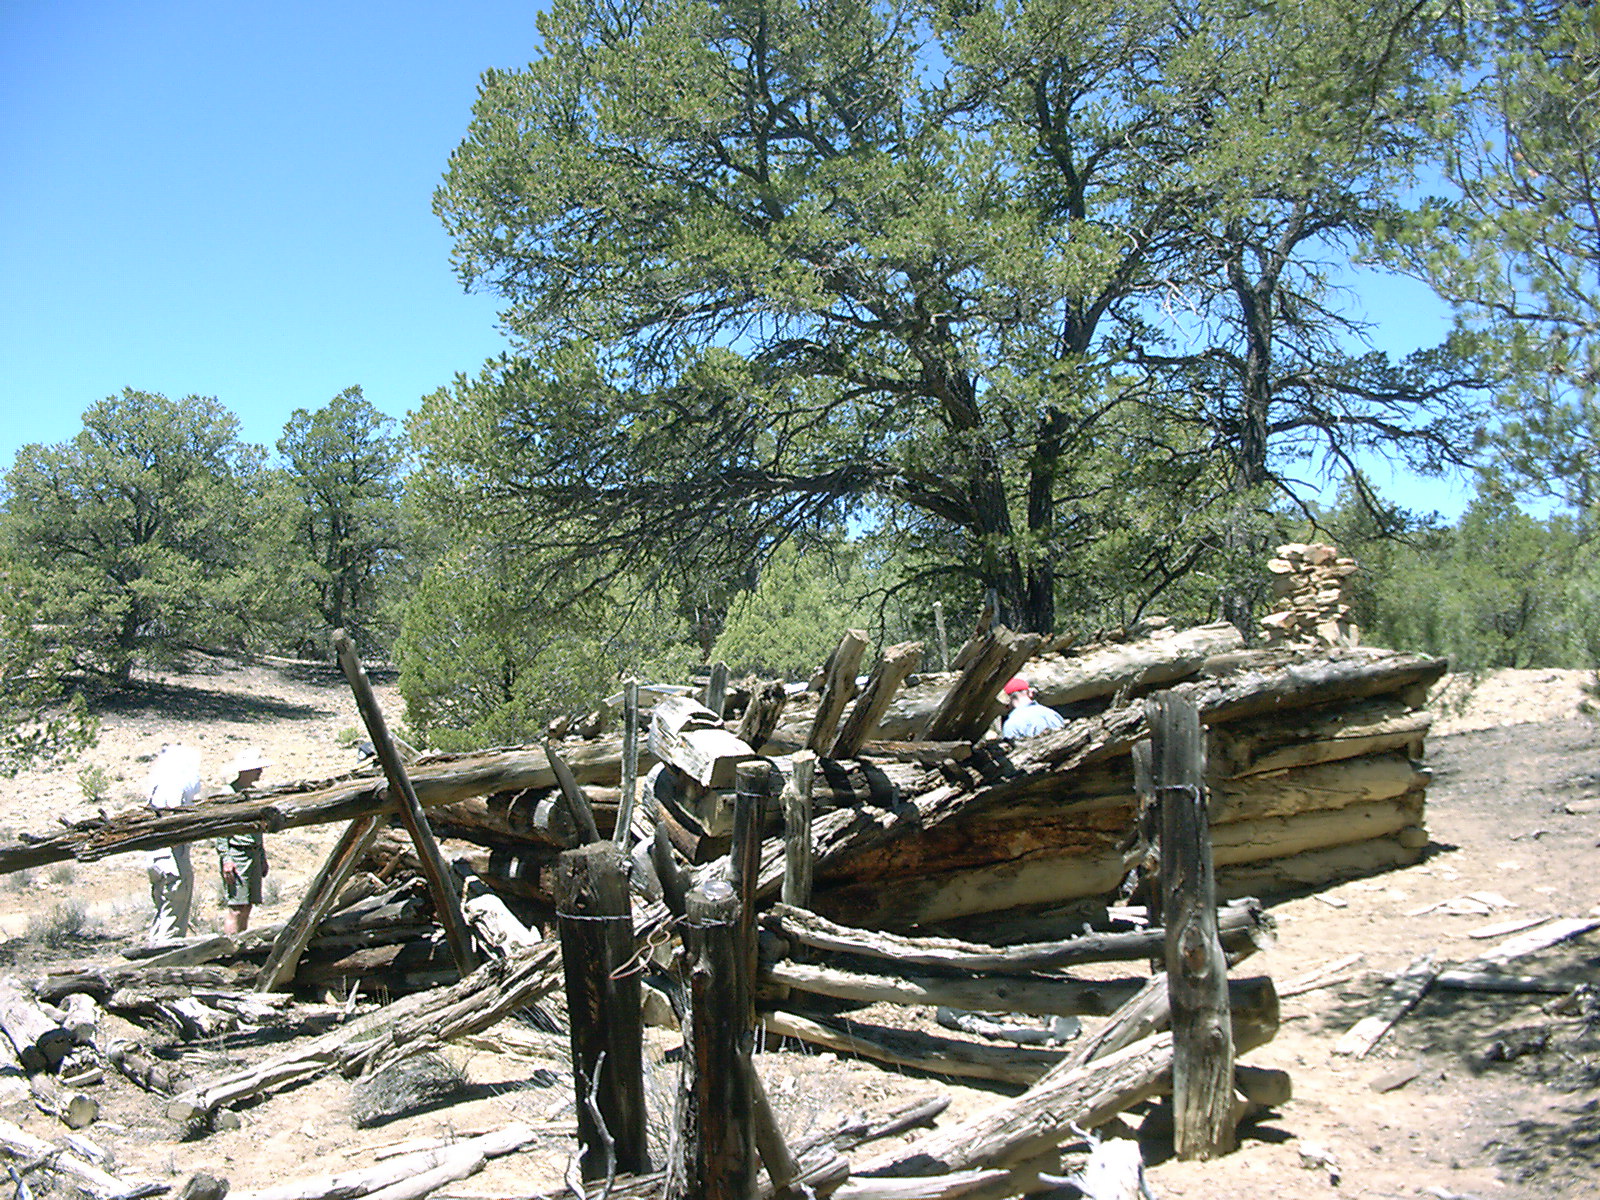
[0,660,1597,1200]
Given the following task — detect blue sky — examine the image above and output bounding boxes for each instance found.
[1,0,1478,518]
[0,0,536,463]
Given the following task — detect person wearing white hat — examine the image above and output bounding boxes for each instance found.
[145,743,202,943]
[215,748,272,933]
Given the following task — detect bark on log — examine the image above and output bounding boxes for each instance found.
[1182,649,1447,725]
[736,680,789,755]
[651,696,762,789]
[1216,834,1425,899]
[1209,698,1432,777]
[831,642,924,759]
[853,1033,1173,1177]
[257,814,385,992]
[765,900,1272,973]
[166,943,561,1126]
[808,630,870,755]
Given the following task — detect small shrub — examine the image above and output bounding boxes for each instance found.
[335,726,361,748]
[27,901,90,948]
[47,862,76,886]
[5,869,35,894]
[78,764,112,804]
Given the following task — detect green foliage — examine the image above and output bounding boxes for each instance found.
[0,555,98,776]
[1386,2,1600,522]
[1322,477,1599,671]
[394,542,698,750]
[2,389,263,682]
[712,540,866,678]
[77,764,112,804]
[431,0,1477,636]
[276,387,405,655]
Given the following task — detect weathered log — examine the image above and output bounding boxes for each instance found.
[1026,623,1245,707]
[335,630,477,979]
[831,642,925,759]
[555,843,648,1180]
[0,740,646,876]
[853,1033,1173,1178]
[1334,952,1438,1057]
[736,680,789,754]
[808,630,870,755]
[228,1124,538,1200]
[0,1117,161,1199]
[0,979,72,1072]
[769,960,1278,1042]
[257,813,385,993]
[103,1040,189,1094]
[670,881,757,1200]
[651,696,762,789]
[455,860,541,958]
[1150,692,1235,1160]
[59,993,100,1046]
[765,900,1272,973]
[1216,834,1425,898]
[617,680,643,844]
[1182,648,1448,725]
[762,1009,1062,1086]
[166,943,561,1126]
[923,627,1046,743]
[782,752,817,909]
[30,1075,98,1129]
[1213,753,1428,823]
[1209,698,1431,777]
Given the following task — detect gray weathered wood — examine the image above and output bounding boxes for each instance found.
[781,752,816,908]
[808,630,870,754]
[1150,692,1235,1160]
[256,813,384,992]
[670,881,756,1200]
[335,630,477,980]
[615,680,642,847]
[922,627,1045,743]
[555,843,649,1179]
[831,642,925,759]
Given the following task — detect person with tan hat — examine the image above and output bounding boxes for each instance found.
[1000,676,1065,739]
[215,748,271,933]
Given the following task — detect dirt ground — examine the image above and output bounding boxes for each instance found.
[0,658,1597,1200]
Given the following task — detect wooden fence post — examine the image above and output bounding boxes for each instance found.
[933,600,949,671]
[669,880,756,1200]
[729,762,768,1034]
[705,661,730,720]
[1148,691,1236,1160]
[555,842,649,1180]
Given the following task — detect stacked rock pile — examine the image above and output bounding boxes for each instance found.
[1260,542,1360,646]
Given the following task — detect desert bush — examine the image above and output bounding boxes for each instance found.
[26,900,90,948]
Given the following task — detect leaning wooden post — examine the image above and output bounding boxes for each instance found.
[614,680,642,848]
[933,600,949,671]
[1148,691,1236,1160]
[781,750,816,908]
[255,812,384,992]
[669,880,756,1200]
[555,842,650,1180]
[333,630,477,977]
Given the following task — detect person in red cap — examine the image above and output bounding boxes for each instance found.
[1001,676,1065,739]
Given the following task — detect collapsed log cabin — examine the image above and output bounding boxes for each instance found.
[1,619,1443,947]
[0,612,1454,1198]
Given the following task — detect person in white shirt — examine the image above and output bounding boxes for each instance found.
[144,743,202,943]
[1000,676,1066,739]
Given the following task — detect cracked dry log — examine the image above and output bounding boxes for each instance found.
[854,1033,1174,1178]
[764,900,1272,973]
[165,943,560,1127]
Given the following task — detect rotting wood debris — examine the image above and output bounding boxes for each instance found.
[1,611,1516,1200]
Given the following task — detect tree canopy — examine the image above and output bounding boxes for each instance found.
[432,0,1484,634]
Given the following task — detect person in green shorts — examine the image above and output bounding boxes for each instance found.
[216,748,271,933]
